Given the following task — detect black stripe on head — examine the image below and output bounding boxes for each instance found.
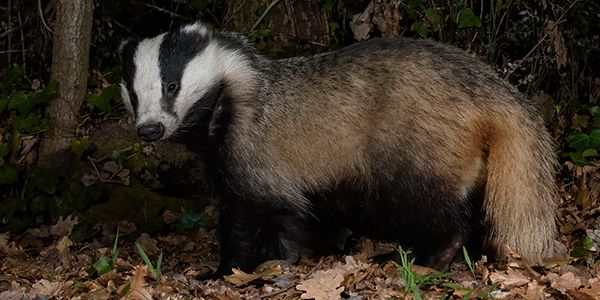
[121,39,140,114]
[158,28,209,115]
[172,81,229,152]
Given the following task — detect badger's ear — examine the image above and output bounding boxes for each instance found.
[119,38,139,61]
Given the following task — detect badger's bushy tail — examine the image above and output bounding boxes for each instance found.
[484,104,558,263]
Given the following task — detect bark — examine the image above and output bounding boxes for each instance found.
[38,0,93,169]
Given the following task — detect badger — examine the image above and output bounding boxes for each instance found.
[120,22,560,275]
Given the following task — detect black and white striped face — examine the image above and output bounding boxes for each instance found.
[120,23,228,141]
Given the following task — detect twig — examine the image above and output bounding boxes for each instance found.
[0,26,22,39]
[224,0,248,25]
[17,8,25,63]
[107,165,124,182]
[495,0,513,38]
[283,0,297,39]
[88,157,126,185]
[135,2,193,21]
[250,0,281,32]
[0,49,30,54]
[7,0,12,65]
[92,145,133,163]
[504,0,579,79]
[305,40,328,47]
[38,0,53,34]
[112,20,138,38]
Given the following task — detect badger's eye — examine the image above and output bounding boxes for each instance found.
[165,82,178,93]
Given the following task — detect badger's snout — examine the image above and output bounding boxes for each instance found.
[137,123,165,142]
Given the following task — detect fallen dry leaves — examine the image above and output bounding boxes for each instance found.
[123,266,153,300]
[297,268,345,300]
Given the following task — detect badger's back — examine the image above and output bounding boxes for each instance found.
[232,38,528,195]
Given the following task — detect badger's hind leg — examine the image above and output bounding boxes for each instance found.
[366,167,483,271]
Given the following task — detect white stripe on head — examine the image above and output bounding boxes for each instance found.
[174,42,225,119]
[182,22,211,35]
[120,80,133,113]
[132,33,177,135]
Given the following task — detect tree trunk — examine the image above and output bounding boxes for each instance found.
[38,0,93,169]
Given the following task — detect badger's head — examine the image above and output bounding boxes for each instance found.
[120,22,256,142]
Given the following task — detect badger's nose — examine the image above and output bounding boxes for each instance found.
[137,123,164,141]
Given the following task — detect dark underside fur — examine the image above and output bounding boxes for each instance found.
[176,81,485,275]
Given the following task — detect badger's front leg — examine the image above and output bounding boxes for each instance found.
[215,195,308,276]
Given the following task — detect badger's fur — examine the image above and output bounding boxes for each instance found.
[121,22,560,274]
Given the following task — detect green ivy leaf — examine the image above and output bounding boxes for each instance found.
[495,0,503,12]
[591,107,600,128]
[180,211,213,230]
[425,8,442,24]
[15,114,47,133]
[0,96,9,114]
[569,152,589,166]
[30,81,59,105]
[406,0,423,10]
[132,143,141,153]
[87,94,112,113]
[323,0,336,12]
[93,256,113,276]
[582,148,599,157]
[410,21,428,38]
[589,129,600,149]
[572,234,594,259]
[102,85,121,103]
[0,142,10,159]
[8,91,32,115]
[569,133,590,152]
[457,7,482,28]
[45,80,59,95]
[71,136,91,159]
[0,163,19,185]
[589,106,600,117]
[3,64,25,85]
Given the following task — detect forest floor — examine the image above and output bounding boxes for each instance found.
[1,160,600,299]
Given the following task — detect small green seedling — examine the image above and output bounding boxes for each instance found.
[93,228,120,276]
[135,241,163,281]
[462,246,475,277]
[397,246,423,300]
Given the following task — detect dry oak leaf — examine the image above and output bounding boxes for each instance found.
[297,268,345,300]
[541,272,582,294]
[524,280,546,300]
[489,267,530,288]
[0,281,29,300]
[224,264,283,286]
[224,268,263,286]
[49,215,79,237]
[136,233,160,255]
[122,266,152,300]
[579,277,600,298]
[29,279,62,298]
[0,233,23,256]
[55,235,74,269]
[295,255,371,299]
